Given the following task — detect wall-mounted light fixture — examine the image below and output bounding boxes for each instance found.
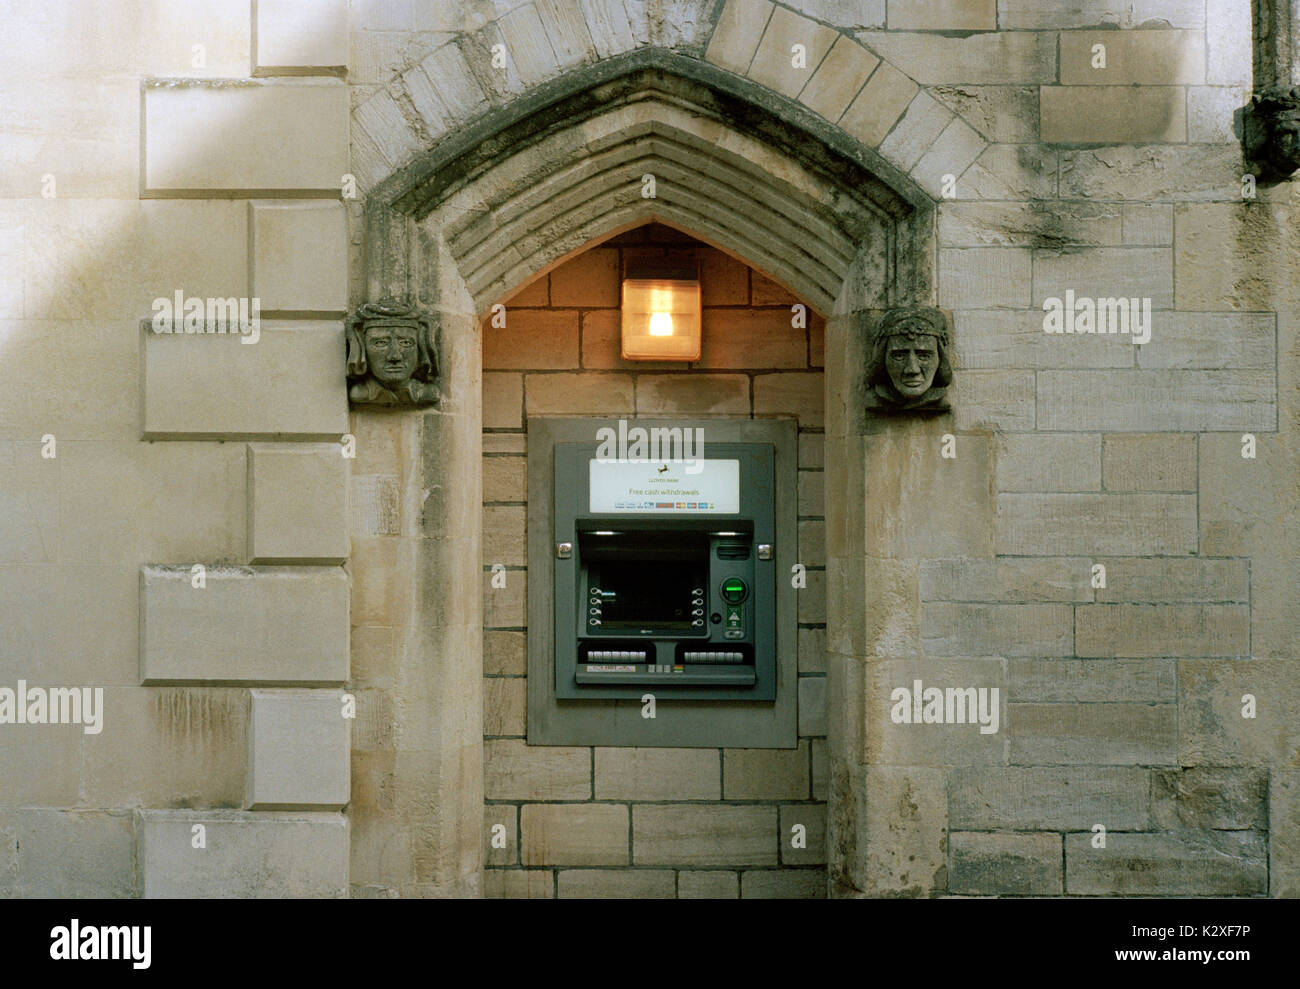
[620,260,702,361]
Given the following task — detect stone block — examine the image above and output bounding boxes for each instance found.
[521,804,629,866]
[483,807,518,867]
[705,0,775,75]
[799,470,825,517]
[799,627,827,674]
[1271,771,1300,897]
[483,456,526,503]
[939,201,1123,248]
[485,869,553,898]
[412,43,490,123]
[139,810,348,898]
[1065,831,1266,896]
[747,6,838,100]
[496,3,564,86]
[837,60,917,147]
[844,766,948,895]
[1206,0,1253,85]
[948,766,1151,830]
[938,248,1032,309]
[860,428,995,558]
[140,565,349,684]
[580,0,638,59]
[249,202,347,314]
[699,309,807,368]
[74,687,250,808]
[678,871,739,898]
[878,91,953,172]
[633,805,778,867]
[254,0,349,71]
[484,630,527,676]
[951,370,1036,431]
[0,810,136,897]
[1075,604,1250,657]
[740,870,826,898]
[484,373,523,429]
[247,689,349,809]
[724,742,810,800]
[1178,659,1300,767]
[1093,558,1249,603]
[557,870,675,898]
[862,659,1006,767]
[1041,86,1186,143]
[1060,145,1241,202]
[780,805,826,865]
[961,144,1058,199]
[953,310,1133,370]
[142,321,349,440]
[636,374,748,416]
[754,373,822,427]
[949,832,1061,895]
[1188,85,1252,143]
[594,748,721,800]
[549,248,619,307]
[857,31,1057,84]
[888,0,994,30]
[920,558,1092,603]
[529,372,635,415]
[482,505,526,567]
[1037,370,1275,432]
[536,0,597,70]
[484,310,580,370]
[247,443,348,563]
[931,85,1040,144]
[485,739,591,800]
[1122,205,1174,246]
[144,81,348,194]
[1033,247,1173,308]
[911,117,987,200]
[484,676,527,736]
[999,0,1205,29]
[995,493,1197,555]
[799,520,826,566]
[1008,658,1176,703]
[922,601,1075,656]
[799,677,828,736]
[1135,313,1275,369]
[1175,203,1283,311]
[1101,434,1195,491]
[1009,703,1176,765]
[996,433,1101,492]
[1059,31,1204,86]
[1152,767,1267,830]
[797,36,878,122]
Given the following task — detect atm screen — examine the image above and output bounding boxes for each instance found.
[591,561,704,631]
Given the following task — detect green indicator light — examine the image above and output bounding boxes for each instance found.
[721,578,748,604]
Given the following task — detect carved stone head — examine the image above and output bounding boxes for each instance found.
[346,300,439,407]
[1245,86,1300,182]
[863,306,953,414]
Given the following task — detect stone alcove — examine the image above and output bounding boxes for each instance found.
[347,45,944,896]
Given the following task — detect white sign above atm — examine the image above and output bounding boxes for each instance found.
[588,459,740,514]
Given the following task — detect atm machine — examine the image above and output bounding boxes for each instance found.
[526,418,798,748]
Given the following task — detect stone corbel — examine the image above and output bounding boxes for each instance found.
[1245,0,1300,181]
[345,299,440,407]
[860,306,954,415]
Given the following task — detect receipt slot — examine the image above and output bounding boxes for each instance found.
[527,418,798,748]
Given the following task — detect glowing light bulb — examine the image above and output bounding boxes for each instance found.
[648,311,674,336]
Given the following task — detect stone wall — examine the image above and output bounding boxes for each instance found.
[0,0,1296,899]
[480,225,829,897]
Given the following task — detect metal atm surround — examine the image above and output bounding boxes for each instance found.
[526,417,798,749]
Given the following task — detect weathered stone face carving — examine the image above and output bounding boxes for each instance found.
[346,300,439,406]
[863,306,953,414]
[1244,86,1300,182]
